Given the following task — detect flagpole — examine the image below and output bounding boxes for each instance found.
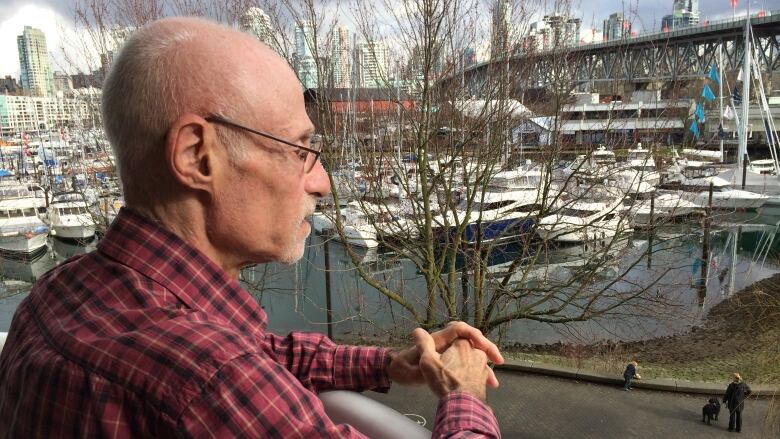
[719,44,724,162]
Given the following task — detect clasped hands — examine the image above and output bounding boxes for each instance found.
[385,321,504,401]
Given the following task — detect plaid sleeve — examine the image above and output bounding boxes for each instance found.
[178,353,370,438]
[432,392,501,438]
[264,331,391,393]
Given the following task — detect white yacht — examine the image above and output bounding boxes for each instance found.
[536,198,629,243]
[630,192,702,227]
[314,201,417,248]
[48,193,97,241]
[434,188,543,244]
[664,162,768,210]
[624,145,661,187]
[0,191,49,255]
[560,146,619,182]
[747,159,777,175]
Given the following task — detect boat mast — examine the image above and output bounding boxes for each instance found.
[718,44,724,162]
[738,4,751,170]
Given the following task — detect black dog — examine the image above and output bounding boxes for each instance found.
[702,398,721,425]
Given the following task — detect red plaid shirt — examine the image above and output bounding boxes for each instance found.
[0,208,499,438]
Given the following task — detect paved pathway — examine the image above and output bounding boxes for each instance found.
[367,371,774,438]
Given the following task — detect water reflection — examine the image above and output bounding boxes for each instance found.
[0,238,96,285]
[2,217,780,344]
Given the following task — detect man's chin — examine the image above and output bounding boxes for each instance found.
[277,239,307,265]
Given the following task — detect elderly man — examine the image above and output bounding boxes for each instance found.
[0,17,502,438]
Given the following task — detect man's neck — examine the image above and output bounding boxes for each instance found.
[129,200,243,279]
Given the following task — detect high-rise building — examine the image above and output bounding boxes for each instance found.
[580,28,604,45]
[53,72,73,93]
[331,26,351,88]
[240,7,283,55]
[294,23,319,89]
[525,13,582,52]
[356,40,387,88]
[1,76,20,95]
[662,0,700,31]
[406,43,443,81]
[603,13,631,41]
[17,26,53,97]
[490,0,513,59]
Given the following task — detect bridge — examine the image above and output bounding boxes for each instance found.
[450,13,780,96]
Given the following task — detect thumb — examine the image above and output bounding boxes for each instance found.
[412,329,448,396]
[411,328,437,358]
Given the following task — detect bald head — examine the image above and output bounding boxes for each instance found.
[102,17,300,206]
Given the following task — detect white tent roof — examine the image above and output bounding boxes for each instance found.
[454,99,532,118]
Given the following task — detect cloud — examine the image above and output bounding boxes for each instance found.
[0,4,72,77]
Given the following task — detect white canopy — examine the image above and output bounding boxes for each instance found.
[454,99,532,118]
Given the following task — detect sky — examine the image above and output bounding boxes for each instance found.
[1,0,779,78]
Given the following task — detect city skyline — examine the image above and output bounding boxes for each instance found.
[0,0,778,78]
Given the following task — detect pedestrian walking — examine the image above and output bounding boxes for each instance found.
[623,360,640,391]
[723,372,752,433]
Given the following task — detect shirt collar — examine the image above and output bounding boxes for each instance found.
[97,207,267,334]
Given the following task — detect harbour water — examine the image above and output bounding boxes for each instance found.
[2,212,780,345]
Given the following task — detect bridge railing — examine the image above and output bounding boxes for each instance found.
[576,10,780,52]
[450,10,780,82]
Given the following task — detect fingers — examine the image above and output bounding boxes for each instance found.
[486,367,499,388]
[439,338,490,401]
[413,329,449,397]
[411,328,437,356]
[447,340,497,388]
[412,328,442,374]
[435,321,505,365]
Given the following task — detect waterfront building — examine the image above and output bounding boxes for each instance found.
[603,12,631,41]
[304,88,414,137]
[556,91,689,146]
[490,0,512,59]
[0,94,94,137]
[662,0,700,31]
[331,26,351,89]
[17,26,54,97]
[356,40,388,88]
[295,23,319,89]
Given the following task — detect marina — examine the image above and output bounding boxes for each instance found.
[0,0,778,356]
[3,211,780,346]
[2,1,780,437]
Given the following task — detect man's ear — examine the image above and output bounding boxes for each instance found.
[165,114,215,193]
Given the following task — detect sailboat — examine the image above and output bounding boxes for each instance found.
[718,8,780,198]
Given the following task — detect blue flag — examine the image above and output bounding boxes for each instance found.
[696,103,706,123]
[690,120,700,139]
[702,84,716,101]
[708,65,720,86]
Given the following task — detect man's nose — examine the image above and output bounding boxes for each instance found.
[306,160,331,198]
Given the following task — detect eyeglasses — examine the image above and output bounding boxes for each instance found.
[205,114,323,174]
